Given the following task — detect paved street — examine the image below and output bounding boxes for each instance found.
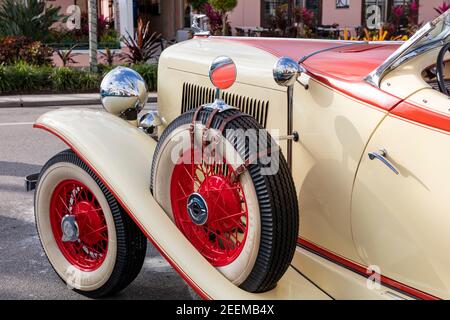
[0,104,195,300]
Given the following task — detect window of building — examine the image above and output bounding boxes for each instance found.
[304,0,322,25]
[261,0,322,27]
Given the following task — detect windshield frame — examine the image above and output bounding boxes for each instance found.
[365,10,450,87]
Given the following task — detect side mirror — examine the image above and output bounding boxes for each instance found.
[100,66,149,121]
[273,56,307,88]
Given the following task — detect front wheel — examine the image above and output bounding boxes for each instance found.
[151,109,299,293]
[35,150,147,298]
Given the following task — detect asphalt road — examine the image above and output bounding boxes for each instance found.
[0,104,196,300]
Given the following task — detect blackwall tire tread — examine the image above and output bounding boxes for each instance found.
[151,109,299,293]
[35,149,147,298]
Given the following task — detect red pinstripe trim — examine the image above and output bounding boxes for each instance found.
[297,237,440,300]
[307,71,401,112]
[390,101,450,133]
[34,123,211,300]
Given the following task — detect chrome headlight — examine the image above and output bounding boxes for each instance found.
[100,66,149,120]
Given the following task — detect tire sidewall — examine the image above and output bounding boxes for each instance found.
[35,161,118,292]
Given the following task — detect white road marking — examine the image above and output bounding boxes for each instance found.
[0,122,34,127]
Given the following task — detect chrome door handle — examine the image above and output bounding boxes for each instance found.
[368,149,399,175]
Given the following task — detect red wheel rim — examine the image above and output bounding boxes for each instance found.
[49,179,108,271]
[170,149,249,267]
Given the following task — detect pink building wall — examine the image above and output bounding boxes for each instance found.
[322,0,362,27]
[226,0,446,31]
[228,0,261,30]
[418,0,445,24]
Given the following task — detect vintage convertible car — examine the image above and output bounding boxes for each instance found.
[31,11,450,300]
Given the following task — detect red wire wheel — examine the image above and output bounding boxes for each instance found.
[49,179,108,271]
[151,108,299,293]
[170,149,249,267]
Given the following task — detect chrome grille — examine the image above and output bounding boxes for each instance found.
[181,83,269,128]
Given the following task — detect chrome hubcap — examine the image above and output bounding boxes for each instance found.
[186,193,208,226]
[61,215,79,242]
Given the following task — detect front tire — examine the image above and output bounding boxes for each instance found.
[35,150,147,298]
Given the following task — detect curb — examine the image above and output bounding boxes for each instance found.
[0,95,157,108]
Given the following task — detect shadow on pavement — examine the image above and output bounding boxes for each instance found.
[0,161,41,178]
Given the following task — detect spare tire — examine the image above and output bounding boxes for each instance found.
[151,108,298,293]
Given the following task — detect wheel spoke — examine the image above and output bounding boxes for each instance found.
[170,146,249,267]
[50,179,108,271]
[212,211,246,223]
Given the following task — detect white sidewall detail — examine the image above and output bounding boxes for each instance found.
[153,124,261,285]
[36,162,117,292]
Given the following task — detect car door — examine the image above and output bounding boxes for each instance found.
[291,78,389,264]
[351,90,450,299]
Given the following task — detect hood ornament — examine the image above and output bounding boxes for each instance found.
[192,14,210,37]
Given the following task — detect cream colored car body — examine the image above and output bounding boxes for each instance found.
[35,24,450,300]
[154,34,450,300]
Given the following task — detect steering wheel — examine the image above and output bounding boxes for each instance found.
[436,42,450,95]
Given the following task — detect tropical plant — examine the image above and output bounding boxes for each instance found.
[293,7,315,38]
[121,18,162,64]
[384,0,420,38]
[0,36,52,66]
[208,0,238,36]
[99,48,119,67]
[0,0,63,41]
[55,44,81,67]
[435,1,450,15]
[203,3,230,35]
[80,14,112,40]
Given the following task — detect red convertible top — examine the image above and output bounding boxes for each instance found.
[218,37,401,82]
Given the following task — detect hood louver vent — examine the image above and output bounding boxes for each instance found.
[181,83,269,128]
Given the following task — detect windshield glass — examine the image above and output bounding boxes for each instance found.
[367,10,450,86]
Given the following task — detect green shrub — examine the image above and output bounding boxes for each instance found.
[50,67,81,91]
[0,64,10,92]
[0,36,53,66]
[0,62,157,94]
[0,62,51,92]
[79,72,100,91]
[131,63,158,91]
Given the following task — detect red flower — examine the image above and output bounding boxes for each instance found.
[393,5,404,18]
[435,1,450,14]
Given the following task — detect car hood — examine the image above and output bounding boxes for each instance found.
[216,37,401,82]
